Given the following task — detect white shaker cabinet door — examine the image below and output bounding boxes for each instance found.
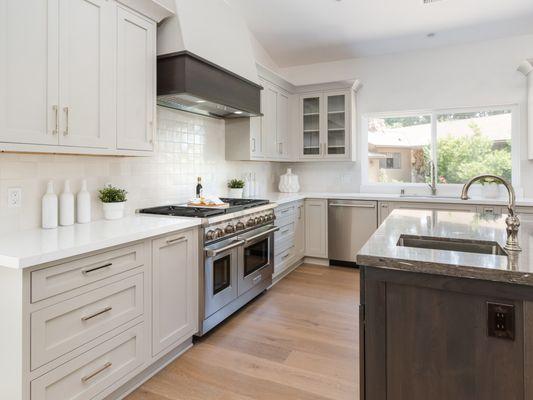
[152,229,199,357]
[304,199,328,258]
[116,7,156,151]
[0,0,59,145]
[58,0,115,148]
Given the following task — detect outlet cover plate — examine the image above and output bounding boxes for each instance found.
[7,187,22,208]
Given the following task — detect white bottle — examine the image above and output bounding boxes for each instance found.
[59,180,74,226]
[243,174,250,198]
[76,180,91,224]
[42,181,58,229]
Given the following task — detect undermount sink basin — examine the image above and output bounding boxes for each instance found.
[399,194,459,200]
[397,234,508,256]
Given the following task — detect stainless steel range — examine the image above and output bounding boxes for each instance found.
[139,198,277,335]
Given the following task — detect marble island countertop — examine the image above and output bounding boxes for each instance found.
[0,215,201,269]
[357,209,533,286]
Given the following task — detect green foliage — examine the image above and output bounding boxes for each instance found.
[227,179,245,189]
[98,185,127,203]
[436,124,511,184]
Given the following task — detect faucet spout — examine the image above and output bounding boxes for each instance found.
[460,175,520,252]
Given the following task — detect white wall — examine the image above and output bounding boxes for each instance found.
[279,34,533,196]
[0,108,276,233]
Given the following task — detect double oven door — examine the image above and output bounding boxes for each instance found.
[204,226,276,318]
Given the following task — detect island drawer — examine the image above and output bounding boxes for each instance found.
[31,243,146,303]
[31,323,146,400]
[31,273,144,370]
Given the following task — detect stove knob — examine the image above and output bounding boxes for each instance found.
[225,224,235,234]
[206,230,216,240]
[254,217,261,224]
[214,228,224,239]
[246,218,255,227]
[258,216,265,224]
[236,221,245,231]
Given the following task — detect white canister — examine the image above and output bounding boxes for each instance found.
[278,168,300,193]
[102,201,126,220]
[42,181,58,229]
[59,180,74,226]
[77,180,91,224]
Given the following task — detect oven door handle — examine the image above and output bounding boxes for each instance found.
[205,240,245,257]
[243,226,279,244]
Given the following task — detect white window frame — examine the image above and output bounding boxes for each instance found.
[360,104,521,193]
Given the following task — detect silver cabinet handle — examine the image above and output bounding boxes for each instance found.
[252,275,262,285]
[329,203,376,209]
[206,240,245,257]
[251,138,256,152]
[278,142,283,155]
[63,107,69,136]
[81,362,112,383]
[81,306,112,322]
[82,263,112,275]
[281,228,290,234]
[298,206,302,219]
[243,226,279,243]
[166,236,186,245]
[281,253,290,260]
[52,105,59,135]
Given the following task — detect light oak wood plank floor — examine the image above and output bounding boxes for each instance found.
[127,264,359,400]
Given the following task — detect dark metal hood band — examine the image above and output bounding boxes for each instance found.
[157,51,262,118]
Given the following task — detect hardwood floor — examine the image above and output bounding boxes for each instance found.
[127,264,359,400]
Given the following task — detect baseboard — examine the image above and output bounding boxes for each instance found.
[271,258,304,287]
[303,256,330,266]
[104,338,193,400]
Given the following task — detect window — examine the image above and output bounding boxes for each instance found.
[364,107,516,186]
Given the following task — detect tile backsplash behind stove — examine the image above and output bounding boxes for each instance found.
[0,107,277,233]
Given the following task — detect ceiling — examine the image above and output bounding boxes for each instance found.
[226,0,533,67]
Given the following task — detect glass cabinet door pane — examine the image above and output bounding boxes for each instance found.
[303,97,320,155]
[327,94,346,155]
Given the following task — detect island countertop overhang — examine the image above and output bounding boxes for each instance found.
[356,208,533,286]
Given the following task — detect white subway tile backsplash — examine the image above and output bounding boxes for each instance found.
[0,107,276,233]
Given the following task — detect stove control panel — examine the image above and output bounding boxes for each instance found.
[205,209,275,243]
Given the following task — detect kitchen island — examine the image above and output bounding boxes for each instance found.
[357,208,533,400]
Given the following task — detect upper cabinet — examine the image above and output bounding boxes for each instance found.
[0,0,164,156]
[298,86,357,161]
[226,76,291,161]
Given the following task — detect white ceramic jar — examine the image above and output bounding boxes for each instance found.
[278,168,300,193]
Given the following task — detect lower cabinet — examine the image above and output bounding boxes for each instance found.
[152,229,198,357]
[304,199,328,258]
[378,201,479,225]
[273,200,305,279]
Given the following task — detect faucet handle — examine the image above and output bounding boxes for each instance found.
[505,215,522,252]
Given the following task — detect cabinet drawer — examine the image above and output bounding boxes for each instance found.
[275,203,296,219]
[275,233,295,256]
[275,221,295,243]
[31,274,144,370]
[274,246,295,276]
[31,243,146,302]
[31,323,146,400]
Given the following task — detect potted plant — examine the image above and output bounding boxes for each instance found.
[479,177,501,199]
[227,179,245,198]
[98,184,128,220]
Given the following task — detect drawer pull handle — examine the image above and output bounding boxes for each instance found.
[82,263,112,275]
[81,362,112,383]
[252,275,262,285]
[281,253,290,260]
[166,236,186,245]
[280,209,290,214]
[281,229,289,234]
[81,306,112,322]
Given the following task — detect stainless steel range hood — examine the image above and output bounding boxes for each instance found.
[157,51,262,118]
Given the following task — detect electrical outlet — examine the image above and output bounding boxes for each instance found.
[487,302,515,340]
[7,187,22,208]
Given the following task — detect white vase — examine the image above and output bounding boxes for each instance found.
[102,201,125,220]
[59,180,74,226]
[228,188,243,198]
[482,184,501,199]
[278,168,300,193]
[77,180,91,224]
[42,181,58,229]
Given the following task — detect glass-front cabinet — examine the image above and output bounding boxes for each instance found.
[299,89,354,160]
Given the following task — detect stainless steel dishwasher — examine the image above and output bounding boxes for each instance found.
[328,200,378,265]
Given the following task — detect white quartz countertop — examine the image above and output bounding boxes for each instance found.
[256,192,533,207]
[0,215,201,269]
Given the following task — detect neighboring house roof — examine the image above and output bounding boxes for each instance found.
[368,113,511,149]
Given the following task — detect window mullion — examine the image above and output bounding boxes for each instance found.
[431,112,438,182]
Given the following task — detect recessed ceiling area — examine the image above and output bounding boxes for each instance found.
[226,0,533,67]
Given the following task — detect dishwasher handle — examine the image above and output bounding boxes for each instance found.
[329,202,376,209]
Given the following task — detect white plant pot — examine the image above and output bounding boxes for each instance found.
[228,188,243,198]
[102,201,126,220]
[482,184,501,199]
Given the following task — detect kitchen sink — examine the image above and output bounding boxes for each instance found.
[397,234,507,256]
[399,194,459,200]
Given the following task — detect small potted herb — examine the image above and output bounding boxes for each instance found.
[479,177,500,199]
[98,184,128,220]
[227,179,245,198]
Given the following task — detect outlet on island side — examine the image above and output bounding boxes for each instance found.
[487,302,515,341]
